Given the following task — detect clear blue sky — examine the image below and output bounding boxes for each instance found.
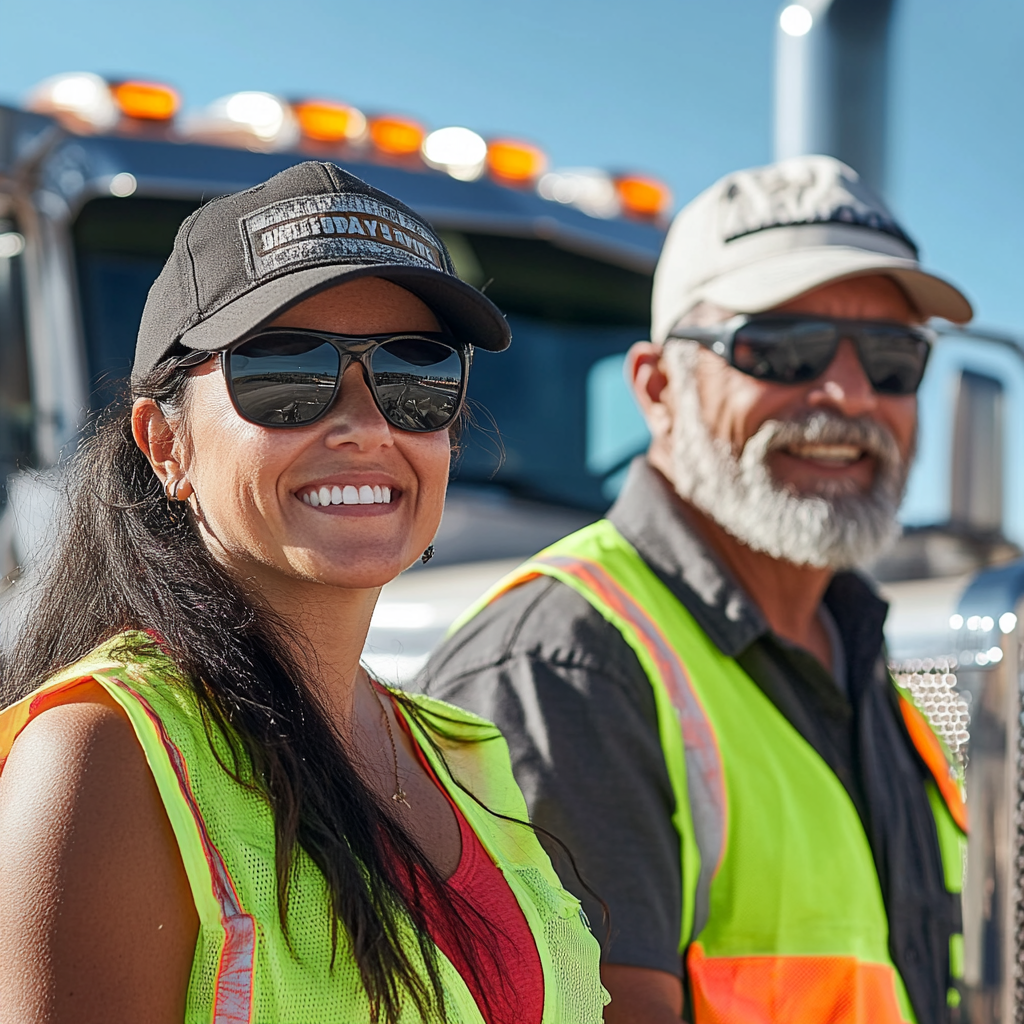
[1,0,1021,332]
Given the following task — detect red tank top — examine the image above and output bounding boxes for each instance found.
[391,701,545,1024]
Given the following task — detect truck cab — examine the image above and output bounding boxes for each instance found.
[0,76,666,679]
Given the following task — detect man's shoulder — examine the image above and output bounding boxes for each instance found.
[421,571,643,687]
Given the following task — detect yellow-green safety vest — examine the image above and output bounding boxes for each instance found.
[452,520,967,1024]
[0,633,608,1024]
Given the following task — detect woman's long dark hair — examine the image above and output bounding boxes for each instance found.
[2,360,506,1023]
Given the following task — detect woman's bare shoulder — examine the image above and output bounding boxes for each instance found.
[5,679,130,758]
[0,687,141,827]
[0,686,198,1024]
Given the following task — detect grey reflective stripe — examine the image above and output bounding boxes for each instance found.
[533,554,726,944]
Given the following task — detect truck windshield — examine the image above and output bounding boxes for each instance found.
[73,196,653,513]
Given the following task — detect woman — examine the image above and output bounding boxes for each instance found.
[0,162,606,1024]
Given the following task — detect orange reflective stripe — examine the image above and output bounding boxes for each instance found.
[898,695,967,833]
[28,677,89,715]
[502,554,727,941]
[111,678,256,1024]
[0,677,91,771]
[687,943,910,1024]
[535,554,726,863]
[487,568,544,602]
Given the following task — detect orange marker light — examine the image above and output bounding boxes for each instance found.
[615,175,673,218]
[111,81,180,121]
[487,139,548,183]
[369,115,425,155]
[293,100,366,142]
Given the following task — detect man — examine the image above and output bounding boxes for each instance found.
[419,155,970,1023]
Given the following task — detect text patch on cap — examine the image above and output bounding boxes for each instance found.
[718,162,917,255]
[241,192,445,280]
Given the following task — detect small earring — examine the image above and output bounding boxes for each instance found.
[421,544,435,564]
[165,479,184,502]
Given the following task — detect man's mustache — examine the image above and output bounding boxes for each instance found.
[751,411,902,468]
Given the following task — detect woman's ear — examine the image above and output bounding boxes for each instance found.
[132,398,194,501]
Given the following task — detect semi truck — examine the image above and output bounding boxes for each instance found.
[1,70,1022,1020]
[0,72,669,667]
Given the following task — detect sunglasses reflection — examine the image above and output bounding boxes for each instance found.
[233,372,462,430]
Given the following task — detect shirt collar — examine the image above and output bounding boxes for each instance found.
[607,458,766,656]
[606,457,889,662]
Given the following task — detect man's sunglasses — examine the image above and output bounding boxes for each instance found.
[668,314,935,395]
[219,329,470,432]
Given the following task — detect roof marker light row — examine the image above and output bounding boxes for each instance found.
[25,72,672,221]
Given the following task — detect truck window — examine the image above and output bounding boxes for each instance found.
[586,351,651,500]
[0,223,33,505]
[69,199,651,513]
[72,197,201,408]
[442,231,651,510]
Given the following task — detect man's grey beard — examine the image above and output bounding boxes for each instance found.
[664,342,911,570]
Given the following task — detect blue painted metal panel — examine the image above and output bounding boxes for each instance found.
[958,559,1024,619]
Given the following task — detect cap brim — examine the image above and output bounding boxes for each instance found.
[177,263,512,353]
[697,247,973,324]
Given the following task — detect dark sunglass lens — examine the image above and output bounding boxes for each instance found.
[732,320,838,384]
[858,329,931,395]
[229,336,341,425]
[370,339,464,431]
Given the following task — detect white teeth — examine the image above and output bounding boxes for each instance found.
[301,484,395,505]
[790,444,862,463]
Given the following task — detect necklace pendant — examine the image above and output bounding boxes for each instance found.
[393,788,410,807]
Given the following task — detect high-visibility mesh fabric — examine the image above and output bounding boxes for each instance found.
[512,866,608,1023]
[0,637,607,1024]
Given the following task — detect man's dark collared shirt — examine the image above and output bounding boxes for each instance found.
[418,459,954,1020]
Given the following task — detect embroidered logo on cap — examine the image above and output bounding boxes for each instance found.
[718,159,917,255]
[240,192,446,280]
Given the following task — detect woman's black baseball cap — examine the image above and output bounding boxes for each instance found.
[132,161,511,387]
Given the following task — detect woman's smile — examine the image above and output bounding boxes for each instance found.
[296,478,402,514]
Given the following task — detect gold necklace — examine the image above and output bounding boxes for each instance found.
[365,673,410,807]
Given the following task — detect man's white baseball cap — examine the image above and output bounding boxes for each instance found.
[651,154,972,343]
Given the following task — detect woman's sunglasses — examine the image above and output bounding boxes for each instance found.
[668,314,935,395]
[219,328,470,432]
